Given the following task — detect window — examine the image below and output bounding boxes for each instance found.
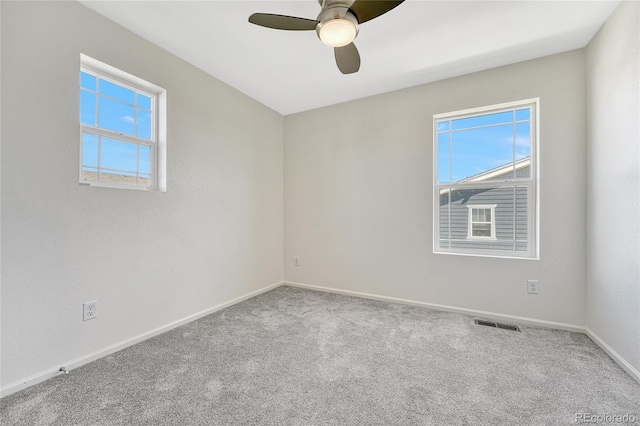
[467,205,496,239]
[434,99,538,259]
[79,54,166,191]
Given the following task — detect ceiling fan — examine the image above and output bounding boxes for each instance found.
[248,0,405,74]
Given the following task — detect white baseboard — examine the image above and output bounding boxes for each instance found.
[0,280,284,398]
[585,328,640,385]
[284,281,585,332]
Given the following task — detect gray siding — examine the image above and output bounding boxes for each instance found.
[439,185,529,252]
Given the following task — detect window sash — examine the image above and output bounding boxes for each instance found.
[437,181,534,257]
[80,69,156,142]
[80,128,156,190]
[436,110,532,185]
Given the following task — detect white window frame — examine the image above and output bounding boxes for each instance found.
[467,205,497,240]
[433,98,539,260]
[79,54,167,192]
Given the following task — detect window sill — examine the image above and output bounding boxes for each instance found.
[79,181,155,191]
[433,249,539,260]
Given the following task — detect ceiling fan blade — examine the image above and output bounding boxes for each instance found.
[334,43,361,74]
[348,0,404,24]
[248,13,319,31]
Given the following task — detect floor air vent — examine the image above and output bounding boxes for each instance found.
[474,319,521,332]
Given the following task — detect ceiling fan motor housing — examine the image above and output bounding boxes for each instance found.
[248,0,404,73]
[316,6,359,47]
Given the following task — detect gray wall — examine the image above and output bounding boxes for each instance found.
[284,51,587,326]
[1,1,284,388]
[586,1,640,376]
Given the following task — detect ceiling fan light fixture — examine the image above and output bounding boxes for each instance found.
[317,17,358,47]
[248,0,406,74]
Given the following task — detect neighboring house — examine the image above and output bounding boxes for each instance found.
[439,157,530,252]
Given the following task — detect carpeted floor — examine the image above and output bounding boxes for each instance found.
[1,286,639,425]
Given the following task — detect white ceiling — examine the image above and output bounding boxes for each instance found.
[80,0,619,115]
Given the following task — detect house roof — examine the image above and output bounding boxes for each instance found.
[439,157,530,195]
[459,156,531,183]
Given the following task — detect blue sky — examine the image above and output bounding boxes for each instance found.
[437,108,531,183]
[80,71,151,176]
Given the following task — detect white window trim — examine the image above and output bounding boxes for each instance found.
[467,205,497,240]
[433,98,540,260]
[79,54,167,192]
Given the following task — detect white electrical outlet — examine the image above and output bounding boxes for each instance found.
[294,256,300,266]
[83,301,97,321]
[527,280,539,294]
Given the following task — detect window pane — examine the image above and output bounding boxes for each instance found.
[516,122,531,179]
[472,223,491,237]
[100,138,137,172]
[485,209,491,222]
[515,121,531,159]
[437,121,449,132]
[99,79,135,104]
[137,93,151,110]
[452,111,513,131]
[439,194,451,248]
[139,145,150,174]
[98,97,135,136]
[515,108,530,121]
[136,108,151,139]
[139,174,152,187]
[451,124,513,182]
[80,72,96,91]
[449,188,477,241]
[439,188,450,241]
[82,133,99,167]
[80,91,96,126]
[100,171,137,186]
[82,167,98,182]
[437,133,450,183]
[515,186,528,244]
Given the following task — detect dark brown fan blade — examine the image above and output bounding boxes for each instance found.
[334,43,361,74]
[348,0,404,24]
[248,13,319,30]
